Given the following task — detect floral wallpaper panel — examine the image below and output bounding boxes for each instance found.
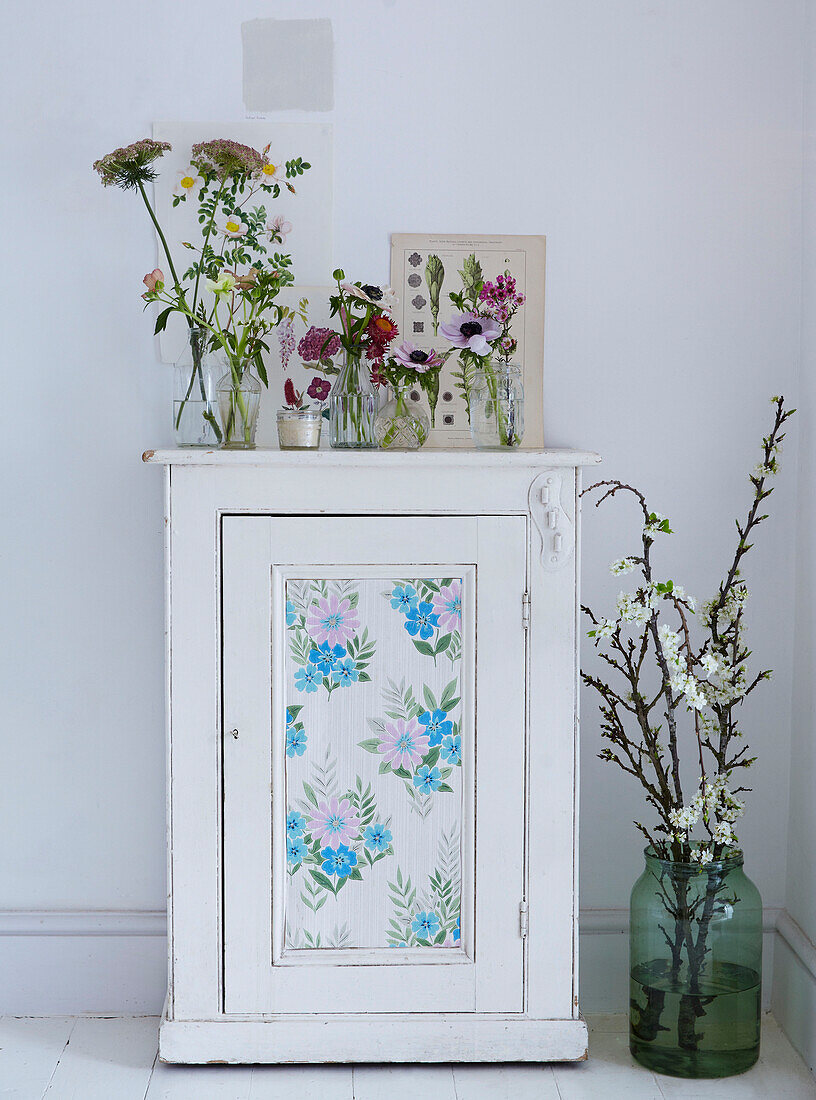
[283,577,465,951]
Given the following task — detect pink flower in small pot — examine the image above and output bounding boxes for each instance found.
[440,312,501,355]
[392,342,443,373]
[308,797,360,850]
[307,376,331,402]
[431,580,462,631]
[378,718,430,771]
[306,594,360,648]
[267,214,293,242]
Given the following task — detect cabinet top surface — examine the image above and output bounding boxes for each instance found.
[142,447,601,468]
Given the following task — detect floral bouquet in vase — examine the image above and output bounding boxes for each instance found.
[93,136,311,448]
[323,272,400,449]
[374,343,444,450]
[441,255,526,448]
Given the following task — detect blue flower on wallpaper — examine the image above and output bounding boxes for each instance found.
[413,765,442,794]
[286,708,295,729]
[453,915,461,942]
[287,836,307,865]
[286,810,306,838]
[309,641,346,675]
[321,844,358,878]
[294,664,321,693]
[286,725,307,757]
[331,657,360,686]
[363,824,393,853]
[418,708,453,747]
[286,600,297,627]
[405,602,439,640]
[411,911,440,938]
[441,733,462,765]
[390,584,419,614]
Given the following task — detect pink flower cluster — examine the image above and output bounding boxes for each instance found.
[298,325,341,363]
[478,273,526,323]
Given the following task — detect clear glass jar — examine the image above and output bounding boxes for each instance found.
[329,351,378,449]
[277,408,323,450]
[469,361,524,449]
[375,383,430,450]
[173,326,221,447]
[216,363,262,449]
[630,847,762,1078]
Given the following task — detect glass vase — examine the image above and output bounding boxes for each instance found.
[173,326,221,447]
[375,383,430,450]
[629,847,762,1078]
[469,361,525,449]
[329,351,378,449]
[216,363,262,449]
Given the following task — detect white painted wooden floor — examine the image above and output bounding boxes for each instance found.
[0,1014,812,1099]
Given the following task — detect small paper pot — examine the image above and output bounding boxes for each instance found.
[277,409,323,450]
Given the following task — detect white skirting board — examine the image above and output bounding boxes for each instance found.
[772,913,816,1076]
[0,908,810,1033]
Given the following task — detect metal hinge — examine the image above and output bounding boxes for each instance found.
[519,900,529,938]
[522,592,530,631]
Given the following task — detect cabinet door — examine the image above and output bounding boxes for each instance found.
[222,515,526,1015]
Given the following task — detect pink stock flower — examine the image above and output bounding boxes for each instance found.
[431,580,462,631]
[308,797,360,850]
[306,594,360,648]
[392,342,443,373]
[298,326,341,363]
[440,312,501,355]
[378,718,430,771]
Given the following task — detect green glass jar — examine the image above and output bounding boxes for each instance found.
[629,847,762,1079]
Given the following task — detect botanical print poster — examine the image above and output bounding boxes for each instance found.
[390,234,546,448]
[282,576,466,952]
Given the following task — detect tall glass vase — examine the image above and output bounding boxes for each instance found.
[469,360,525,449]
[173,325,221,447]
[216,361,262,449]
[629,847,762,1078]
[329,351,378,449]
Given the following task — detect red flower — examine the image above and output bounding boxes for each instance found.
[367,315,398,346]
[366,341,386,362]
[283,378,304,409]
[370,366,386,388]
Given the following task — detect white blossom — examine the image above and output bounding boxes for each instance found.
[690,846,713,866]
[610,557,638,576]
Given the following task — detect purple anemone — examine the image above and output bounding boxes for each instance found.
[392,342,443,373]
[440,312,501,355]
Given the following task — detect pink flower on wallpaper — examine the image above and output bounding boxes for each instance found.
[431,581,462,632]
[378,718,430,771]
[308,797,360,850]
[306,594,360,648]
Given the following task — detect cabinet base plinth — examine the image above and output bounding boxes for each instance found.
[159,1009,588,1064]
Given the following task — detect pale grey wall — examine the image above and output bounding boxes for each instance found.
[0,0,805,1009]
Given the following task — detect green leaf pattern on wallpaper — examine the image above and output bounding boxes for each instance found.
[284,577,464,950]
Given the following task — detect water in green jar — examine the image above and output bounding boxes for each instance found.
[629,958,761,1078]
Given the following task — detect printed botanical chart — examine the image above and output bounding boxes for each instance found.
[282,576,466,952]
[390,233,546,447]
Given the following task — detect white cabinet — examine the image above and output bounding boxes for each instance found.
[144,447,599,1064]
